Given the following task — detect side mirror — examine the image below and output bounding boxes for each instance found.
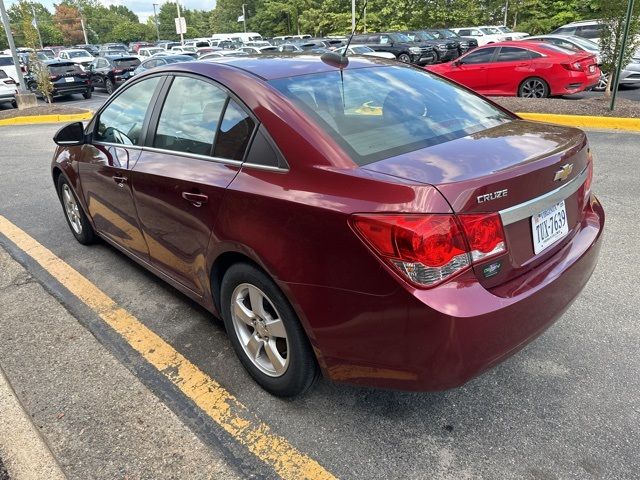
[454,59,463,67]
[54,122,86,146]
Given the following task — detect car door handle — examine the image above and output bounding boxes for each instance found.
[181,192,208,207]
[112,175,127,187]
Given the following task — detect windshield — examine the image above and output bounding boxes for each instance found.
[0,57,15,66]
[114,58,141,68]
[481,28,501,35]
[391,33,412,43]
[271,66,511,165]
[68,50,91,58]
[351,46,373,53]
[439,29,458,39]
[499,27,513,33]
[166,56,193,63]
[570,36,599,51]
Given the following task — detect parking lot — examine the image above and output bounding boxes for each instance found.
[0,122,638,479]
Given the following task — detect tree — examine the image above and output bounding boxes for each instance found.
[108,21,155,43]
[599,0,640,95]
[54,4,84,44]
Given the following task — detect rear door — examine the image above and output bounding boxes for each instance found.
[130,74,256,296]
[78,75,164,260]
[483,46,534,95]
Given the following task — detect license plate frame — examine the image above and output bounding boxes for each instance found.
[531,200,569,255]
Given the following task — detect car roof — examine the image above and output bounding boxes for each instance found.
[197,55,390,80]
[103,55,138,60]
[560,19,601,26]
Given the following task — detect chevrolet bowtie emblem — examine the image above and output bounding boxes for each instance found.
[554,163,573,182]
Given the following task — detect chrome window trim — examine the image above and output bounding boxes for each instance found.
[141,145,243,166]
[499,165,589,226]
[93,141,144,150]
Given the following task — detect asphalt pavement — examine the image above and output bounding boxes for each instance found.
[0,123,639,479]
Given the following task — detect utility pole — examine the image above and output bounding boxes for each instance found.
[242,4,246,33]
[31,5,43,49]
[0,0,27,91]
[176,0,184,45]
[503,0,508,26]
[351,0,356,31]
[80,17,88,45]
[610,0,636,111]
[152,3,160,41]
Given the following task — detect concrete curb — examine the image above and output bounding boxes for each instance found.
[0,366,66,480]
[0,112,93,126]
[517,112,640,132]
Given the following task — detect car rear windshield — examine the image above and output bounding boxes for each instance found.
[49,63,84,75]
[114,58,141,68]
[270,66,511,165]
[535,43,576,55]
[0,57,14,66]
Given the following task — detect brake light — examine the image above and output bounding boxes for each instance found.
[2,79,16,85]
[113,68,124,74]
[352,213,506,288]
[49,75,59,80]
[458,214,506,262]
[562,61,583,71]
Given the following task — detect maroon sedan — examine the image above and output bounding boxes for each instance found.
[427,41,600,97]
[51,56,604,396]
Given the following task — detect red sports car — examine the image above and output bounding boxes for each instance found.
[51,56,604,396]
[427,41,600,97]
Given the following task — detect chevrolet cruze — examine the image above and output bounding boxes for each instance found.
[51,56,604,396]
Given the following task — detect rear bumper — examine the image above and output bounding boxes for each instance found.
[53,85,90,96]
[287,196,604,391]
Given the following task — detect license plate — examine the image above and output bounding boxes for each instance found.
[65,77,75,83]
[531,200,569,255]
[589,65,595,73]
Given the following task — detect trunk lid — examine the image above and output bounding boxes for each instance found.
[363,120,591,288]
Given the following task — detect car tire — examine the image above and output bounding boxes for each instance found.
[220,263,319,397]
[397,53,411,63]
[105,78,114,94]
[518,77,550,98]
[56,175,97,245]
[83,90,92,99]
[10,100,17,108]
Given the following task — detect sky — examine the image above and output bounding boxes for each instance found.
[6,0,217,23]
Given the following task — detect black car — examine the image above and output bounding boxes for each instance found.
[424,29,479,55]
[88,55,141,94]
[351,32,437,65]
[26,60,91,100]
[400,30,460,62]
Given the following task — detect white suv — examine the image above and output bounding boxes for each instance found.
[450,27,508,46]
[58,49,94,70]
[551,20,603,45]
[0,69,17,108]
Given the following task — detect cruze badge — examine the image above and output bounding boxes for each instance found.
[554,163,574,182]
[477,189,508,204]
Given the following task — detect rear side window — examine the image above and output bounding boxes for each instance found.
[552,26,576,36]
[154,76,227,156]
[576,25,602,39]
[0,70,7,79]
[213,99,255,160]
[95,76,161,145]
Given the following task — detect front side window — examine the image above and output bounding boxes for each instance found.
[154,76,227,156]
[496,47,531,62]
[271,65,510,165]
[462,47,496,64]
[95,76,161,145]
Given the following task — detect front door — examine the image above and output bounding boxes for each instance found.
[78,75,164,261]
[131,74,256,295]
[450,47,497,92]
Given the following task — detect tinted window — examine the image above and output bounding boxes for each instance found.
[271,66,510,165]
[144,59,159,68]
[496,47,531,62]
[154,76,227,156]
[576,25,601,39]
[462,47,496,64]
[0,57,14,66]
[213,99,255,160]
[114,58,141,68]
[552,27,576,36]
[49,63,84,75]
[0,70,7,79]
[95,77,161,145]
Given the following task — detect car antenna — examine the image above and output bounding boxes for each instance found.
[320,0,367,69]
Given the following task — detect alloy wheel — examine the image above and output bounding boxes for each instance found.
[61,184,82,235]
[520,78,548,98]
[230,283,289,377]
[594,73,608,91]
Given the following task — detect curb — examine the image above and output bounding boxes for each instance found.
[0,111,93,126]
[0,366,66,480]
[517,112,640,132]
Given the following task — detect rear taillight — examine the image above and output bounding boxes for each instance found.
[2,79,16,85]
[562,61,583,71]
[50,75,59,81]
[352,213,506,288]
[113,68,124,74]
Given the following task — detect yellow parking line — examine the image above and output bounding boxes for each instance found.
[0,215,337,480]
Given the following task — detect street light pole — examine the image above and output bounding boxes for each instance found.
[152,3,160,41]
[176,0,184,45]
[242,4,246,33]
[31,5,43,49]
[0,0,27,91]
[351,0,356,31]
[503,0,509,26]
